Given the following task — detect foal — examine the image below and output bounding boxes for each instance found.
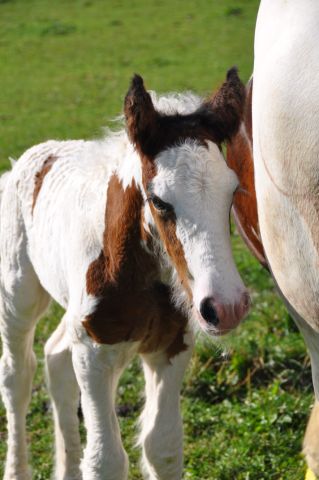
[0,69,249,480]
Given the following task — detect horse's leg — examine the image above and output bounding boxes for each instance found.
[289,309,319,477]
[71,338,137,480]
[45,316,82,480]
[139,331,194,480]
[304,401,319,477]
[0,254,50,479]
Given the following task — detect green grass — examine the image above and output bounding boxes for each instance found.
[0,0,313,479]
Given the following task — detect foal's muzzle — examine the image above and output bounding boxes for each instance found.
[198,291,251,334]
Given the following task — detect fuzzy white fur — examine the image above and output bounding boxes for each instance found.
[0,90,244,479]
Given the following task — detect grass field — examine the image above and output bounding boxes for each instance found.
[0,0,314,479]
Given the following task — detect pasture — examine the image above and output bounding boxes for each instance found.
[0,0,313,478]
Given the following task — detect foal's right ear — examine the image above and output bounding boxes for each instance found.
[124,75,158,155]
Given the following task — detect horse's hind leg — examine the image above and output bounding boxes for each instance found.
[0,191,51,478]
[291,310,319,477]
[45,316,82,480]
[304,401,319,476]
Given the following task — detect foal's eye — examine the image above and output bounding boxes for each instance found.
[148,194,174,216]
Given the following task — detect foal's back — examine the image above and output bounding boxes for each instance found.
[1,137,125,310]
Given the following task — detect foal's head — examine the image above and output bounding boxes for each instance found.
[124,69,250,335]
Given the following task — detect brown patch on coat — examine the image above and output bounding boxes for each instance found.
[226,78,267,268]
[84,174,188,359]
[32,154,58,213]
[150,207,192,299]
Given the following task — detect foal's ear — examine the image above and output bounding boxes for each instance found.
[124,74,158,155]
[207,67,246,143]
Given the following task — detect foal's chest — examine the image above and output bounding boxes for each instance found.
[83,174,188,358]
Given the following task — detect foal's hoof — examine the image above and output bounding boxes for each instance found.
[306,468,317,480]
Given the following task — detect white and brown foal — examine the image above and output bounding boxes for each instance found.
[0,70,249,480]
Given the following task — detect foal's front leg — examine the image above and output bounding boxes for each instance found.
[139,331,194,480]
[71,338,137,480]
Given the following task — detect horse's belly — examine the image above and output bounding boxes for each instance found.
[253,0,319,328]
[257,186,319,328]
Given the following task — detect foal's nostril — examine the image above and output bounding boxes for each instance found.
[199,298,219,326]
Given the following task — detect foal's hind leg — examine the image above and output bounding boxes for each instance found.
[45,316,82,480]
[0,183,51,479]
[139,331,194,480]
[0,268,50,479]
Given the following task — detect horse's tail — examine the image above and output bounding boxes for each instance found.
[0,170,12,250]
[0,170,11,203]
[0,167,12,225]
[0,157,16,200]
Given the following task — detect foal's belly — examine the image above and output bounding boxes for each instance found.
[253,0,319,328]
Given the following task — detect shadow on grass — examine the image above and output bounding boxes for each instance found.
[184,349,312,405]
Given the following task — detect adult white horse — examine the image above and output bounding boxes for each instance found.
[253,1,319,478]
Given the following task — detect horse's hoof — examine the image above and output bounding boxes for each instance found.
[306,468,317,480]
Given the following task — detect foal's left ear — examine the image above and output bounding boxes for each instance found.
[208,67,246,143]
[124,74,159,156]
